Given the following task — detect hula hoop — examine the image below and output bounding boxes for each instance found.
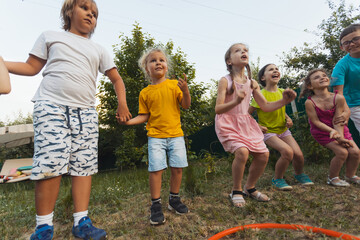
[208,223,360,240]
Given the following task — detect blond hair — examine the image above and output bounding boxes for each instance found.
[60,0,98,37]
[138,47,172,80]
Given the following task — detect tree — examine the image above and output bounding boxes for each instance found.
[97,24,213,169]
[281,0,360,77]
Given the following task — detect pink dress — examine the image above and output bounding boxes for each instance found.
[215,74,268,153]
[308,92,352,146]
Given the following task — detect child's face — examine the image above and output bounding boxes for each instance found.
[308,71,329,90]
[69,0,98,38]
[262,64,280,85]
[227,44,249,67]
[146,51,168,80]
[340,30,360,58]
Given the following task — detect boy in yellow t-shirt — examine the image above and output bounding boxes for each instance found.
[249,64,313,191]
[122,48,191,225]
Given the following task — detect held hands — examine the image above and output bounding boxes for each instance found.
[115,105,132,124]
[333,113,348,126]
[177,73,189,93]
[282,89,297,104]
[329,129,353,148]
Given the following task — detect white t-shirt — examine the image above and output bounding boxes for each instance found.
[30,31,116,108]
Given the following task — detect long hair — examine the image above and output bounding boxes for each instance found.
[299,69,327,99]
[224,43,253,93]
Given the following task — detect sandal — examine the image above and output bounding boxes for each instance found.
[327,176,350,187]
[229,191,246,207]
[345,175,360,185]
[244,187,270,202]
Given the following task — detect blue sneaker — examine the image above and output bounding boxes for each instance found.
[72,217,107,240]
[272,178,293,191]
[294,173,314,185]
[30,224,54,240]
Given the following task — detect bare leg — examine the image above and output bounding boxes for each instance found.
[325,141,348,180]
[245,151,269,189]
[232,147,249,191]
[345,140,360,178]
[72,176,91,212]
[265,136,293,178]
[170,167,183,194]
[35,176,62,215]
[281,135,304,175]
[149,170,163,199]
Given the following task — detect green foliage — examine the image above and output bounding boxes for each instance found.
[114,129,144,170]
[97,23,213,169]
[281,0,360,76]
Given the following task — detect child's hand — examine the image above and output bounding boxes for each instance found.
[177,73,189,93]
[234,87,246,104]
[285,117,293,128]
[329,129,340,140]
[334,114,348,126]
[116,105,132,124]
[337,137,353,148]
[282,89,297,104]
[259,125,268,133]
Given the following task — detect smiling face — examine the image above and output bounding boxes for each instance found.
[340,30,360,58]
[308,70,330,90]
[69,0,98,38]
[261,64,280,86]
[226,44,249,68]
[145,51,168,81]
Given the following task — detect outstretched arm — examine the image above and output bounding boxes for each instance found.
[333,94,353,148]
[178,73,191,109]
[5,55,46,76]
[122,114,149,125]
[106,68,132,124]
[0,56,11,94]
[253,83,296,112]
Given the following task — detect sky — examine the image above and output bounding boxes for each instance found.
[0,0,358,122]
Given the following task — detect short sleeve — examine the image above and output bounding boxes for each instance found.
[29,32,48,60]
[250,97,259,108]
[138,90,149,114]
[98,46,116,74]
[331,60,346,86]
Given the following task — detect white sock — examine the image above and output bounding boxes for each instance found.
[36,212,54,227]
[73,210,88,227]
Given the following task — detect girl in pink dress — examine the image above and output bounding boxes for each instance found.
[215,43,296,207]
[301,69,360,187]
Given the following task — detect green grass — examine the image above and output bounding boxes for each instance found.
[1,156,360,239]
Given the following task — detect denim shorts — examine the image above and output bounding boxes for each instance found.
[148,136,188,172]
[31,101,99,180]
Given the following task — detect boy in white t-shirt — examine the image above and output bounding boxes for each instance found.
[4,0,131,239]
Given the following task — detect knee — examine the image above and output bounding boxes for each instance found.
[280,148,294,161]
[234,148,249,163]
[171,167,183,175]
[335,148,348,161]
[256,152,269,165]
[349,149,360,161]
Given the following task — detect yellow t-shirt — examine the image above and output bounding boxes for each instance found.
[250,88,287,134]
[138,79,184,138]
